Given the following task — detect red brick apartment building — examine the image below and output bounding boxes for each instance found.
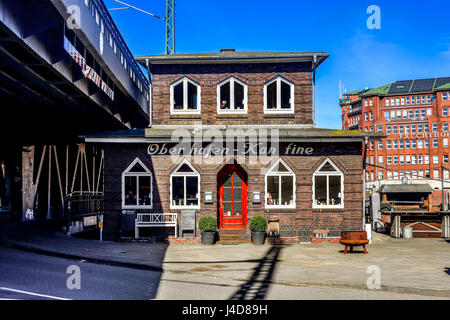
[340,77,450,190]
[84,50,380,243]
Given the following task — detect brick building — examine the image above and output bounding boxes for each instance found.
[85,50,378,243]
[340,77,450,191]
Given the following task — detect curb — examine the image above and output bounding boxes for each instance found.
[0,241,163,273]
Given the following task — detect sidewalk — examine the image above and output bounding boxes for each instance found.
[161,235,450,298]
[1,221,450,298]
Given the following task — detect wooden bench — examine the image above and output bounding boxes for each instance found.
[135,213,178,239]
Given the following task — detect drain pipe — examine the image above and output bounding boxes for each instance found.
[312,55,317,127]
[145,58,153,127]
[362,136,369,229]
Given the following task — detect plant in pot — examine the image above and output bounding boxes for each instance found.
[198,216,217,245]
[249,216,267,245]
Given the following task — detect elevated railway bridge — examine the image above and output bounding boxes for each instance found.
[0,0,150,226]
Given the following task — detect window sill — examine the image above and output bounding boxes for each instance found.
[170,206,200,210]
[265,208,297,214]
[170,114,202,119]
[312,207,345,212]
[263,113,295,118]
[122,206,153,210]
[216,114,248,118]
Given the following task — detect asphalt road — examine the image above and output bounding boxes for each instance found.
[0,247,446,300]
[0,247,162,300]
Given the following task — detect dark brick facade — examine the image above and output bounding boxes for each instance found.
[92,52,368,243]
[101,142,364,242]
[151,62,313,126]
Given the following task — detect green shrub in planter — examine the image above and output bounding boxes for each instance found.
[249,216,267,233]
[198,216,217,232]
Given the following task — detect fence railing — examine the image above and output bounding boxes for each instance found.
[64,191,104,230]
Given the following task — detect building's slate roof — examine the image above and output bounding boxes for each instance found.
[348,77,450,98]
[346,90,364,95]
[435,82,450,91]
[377,184,434,194]
[362,83,392,96]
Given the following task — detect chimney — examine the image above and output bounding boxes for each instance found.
[220,48,235,53]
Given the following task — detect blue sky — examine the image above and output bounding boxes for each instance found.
[105,0,450,129]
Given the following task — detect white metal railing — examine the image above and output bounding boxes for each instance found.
[135,213,178,239]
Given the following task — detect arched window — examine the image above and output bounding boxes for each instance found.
[170,160,200,209]
[265,158,295,208]
[263,76,294,113]
[217,77,248,114]
[313,159,344,209]
[170,77,201,114]
[122,158,153,209]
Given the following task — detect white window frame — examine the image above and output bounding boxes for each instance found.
[170,77,201,115]
[121,158,153,209]
[216,77,248,114]
[170,159,201,210]
[263,76,295,114]
[264,158,296,209]
[313,158,344,209]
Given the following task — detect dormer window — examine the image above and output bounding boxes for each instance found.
[170,77,201,114]
[217,77,248,114]
[264,76,294,114]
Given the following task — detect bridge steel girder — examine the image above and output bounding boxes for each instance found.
[0,0,150,141]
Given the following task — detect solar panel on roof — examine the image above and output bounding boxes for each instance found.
[388,80,413,94]
[410,78,435,93]
[434,77,450,89]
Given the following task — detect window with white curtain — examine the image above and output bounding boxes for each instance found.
[265,159,295,208]
[313,159,344,209]
[170,160,200,209]
[122,158,153,209]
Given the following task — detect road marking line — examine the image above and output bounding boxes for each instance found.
[0,287,71,300]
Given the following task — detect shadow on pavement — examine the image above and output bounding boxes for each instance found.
[229,245,283,300]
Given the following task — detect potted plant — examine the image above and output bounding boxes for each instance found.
[198,216,217,245]
[249,216,267,245]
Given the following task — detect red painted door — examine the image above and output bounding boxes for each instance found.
[219,167,248,228]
